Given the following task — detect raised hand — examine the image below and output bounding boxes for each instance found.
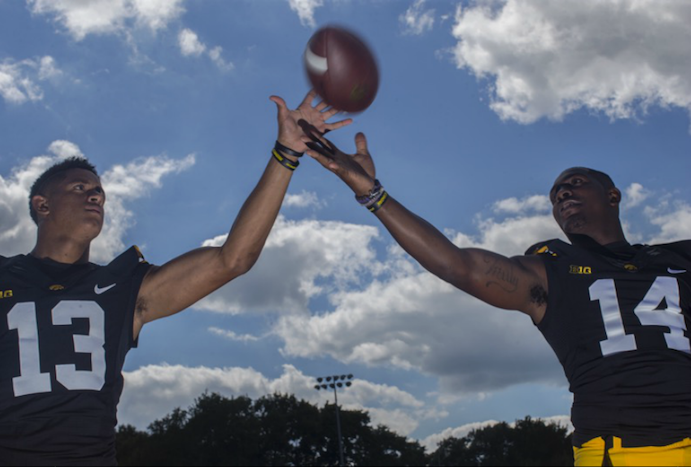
[304,130,377,197]
[270,90,352,154]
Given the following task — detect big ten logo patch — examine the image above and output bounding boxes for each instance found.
[570,265,592,275]
[0,290,13,299]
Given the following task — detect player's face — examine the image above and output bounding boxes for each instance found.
[42,169,106,240]
[550,170,614,236]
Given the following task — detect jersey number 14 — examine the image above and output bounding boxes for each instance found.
[590,276,689,357]
[7,300,106,397]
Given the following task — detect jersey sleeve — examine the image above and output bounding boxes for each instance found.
[104,246,154,349]
[656,240,691,264]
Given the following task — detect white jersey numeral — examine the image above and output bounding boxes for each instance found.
[6,300,107,397]
[53,301,106,391]
[590,279,637,356]
[7,303,52,397]
[633,277,688,353]
[590,277,690,357]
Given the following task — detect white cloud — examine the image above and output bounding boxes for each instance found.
[452,212,564,256]
[208,326,261,343]
[623,182,651,209]
[196,216,381,314]
[178,28,206,56]
[283,190,324,209]
[0,56,62,105]
[29,0,130,40]
[208,46,234,72]
[27,0,186,40]
[177,29,234,72]
[130,0,186,31]
[492,194,551,215]
[288,0,323,28]
[0,142,195,263]
[422,419,500,451]
[275,262,563,396]
[451,0,691,125]
[47,140,82,159]
[37,56,63,81]
[400,0,435,36]
[644,200,691,245]
[119,363,428,435]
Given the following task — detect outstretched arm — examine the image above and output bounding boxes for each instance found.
[305,132,548,323]
[133,91,352,338]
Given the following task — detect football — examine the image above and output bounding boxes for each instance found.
[303,25,379,113]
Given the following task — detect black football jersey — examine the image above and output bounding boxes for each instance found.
[528,239,691,447]
[0,247,151,466]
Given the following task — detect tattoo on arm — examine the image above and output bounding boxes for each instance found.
[483,255,519,293]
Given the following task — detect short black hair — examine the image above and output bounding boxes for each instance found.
[29,157,99,224]
[554,167,616,190]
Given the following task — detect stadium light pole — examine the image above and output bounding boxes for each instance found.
[314,374,354,467]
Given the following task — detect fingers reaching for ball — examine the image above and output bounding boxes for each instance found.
[271,90,353,153]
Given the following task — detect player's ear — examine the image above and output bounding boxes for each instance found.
[31,195,50,220]
[608,188,622,206]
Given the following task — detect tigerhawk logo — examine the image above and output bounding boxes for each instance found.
[534,245,557,257]
[0,290,13,299]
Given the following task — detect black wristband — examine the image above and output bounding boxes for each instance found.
[272,149,299,171]
[368,191,390,213]
[274,140,304,158]
[356,179,383,205]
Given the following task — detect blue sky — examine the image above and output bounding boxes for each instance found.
[2,0,691,450]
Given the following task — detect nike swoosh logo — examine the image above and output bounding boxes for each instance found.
[95,283,117,294]
[668,268,687,274]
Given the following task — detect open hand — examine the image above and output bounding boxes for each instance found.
[270,90,352,154]
[303,130,377,197]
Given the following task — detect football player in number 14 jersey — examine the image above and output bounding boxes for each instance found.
[0,91,352,466]
[306,132,691,466]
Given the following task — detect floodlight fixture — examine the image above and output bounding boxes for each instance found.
[313,373,355,467]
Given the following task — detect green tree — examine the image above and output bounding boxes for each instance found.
[117,392,429,466]
[115,424,150,466]
[183,393,261,466]
[254,393,324,466]
[429,416,573,466]
[117,394,572,466]
[145,407,190,466]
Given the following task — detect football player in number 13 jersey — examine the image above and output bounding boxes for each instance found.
[306,132,691,466]
[0,91,352,466]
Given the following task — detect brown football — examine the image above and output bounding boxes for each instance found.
[304,26,379,113]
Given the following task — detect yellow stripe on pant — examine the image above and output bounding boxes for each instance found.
[574,436,691,466]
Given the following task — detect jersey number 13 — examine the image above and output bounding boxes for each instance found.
[7,300,106,397]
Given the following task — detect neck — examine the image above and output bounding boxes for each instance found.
[567,225,627,249]
[31,229,91,264]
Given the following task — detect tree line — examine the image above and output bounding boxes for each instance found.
[116,392,573,466]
